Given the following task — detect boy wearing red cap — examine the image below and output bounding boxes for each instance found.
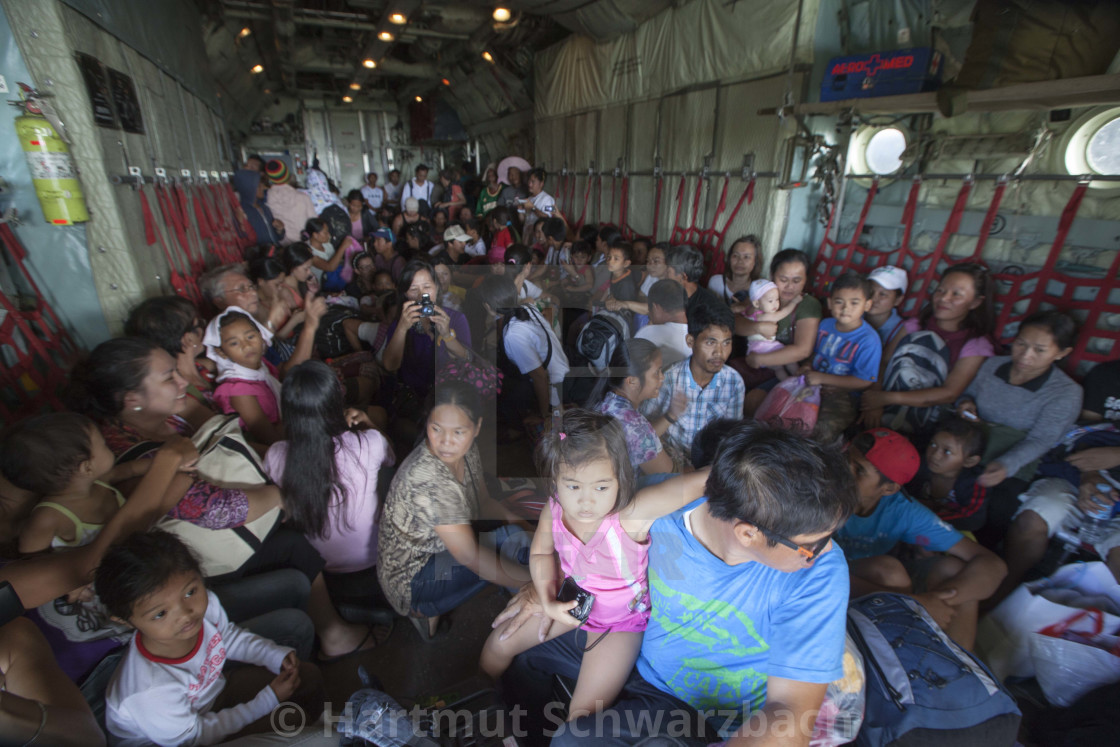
[836,428,1006,648]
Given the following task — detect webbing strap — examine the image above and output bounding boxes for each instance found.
[900,177,922,252]
[669,176,687,244]
[713,177,755,249]
[972,180,1006,259]
[140,189,188,298]
[912,178,972,296]
[837,178,879,276]
[1042,182,1089,275]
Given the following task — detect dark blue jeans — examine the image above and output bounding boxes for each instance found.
[500,629,718,747]
[409,525,530,617]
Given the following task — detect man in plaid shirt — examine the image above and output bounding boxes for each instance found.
[643,301,745,470]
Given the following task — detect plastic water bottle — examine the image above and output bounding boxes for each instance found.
[337,667,429,747]
[1080,486,1115,549]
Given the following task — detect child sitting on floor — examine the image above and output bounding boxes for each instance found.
[205,307,284,445]
[906,416,989,532]
[804,273,882,440]
[480,409,705,719]
[99,530,323,745]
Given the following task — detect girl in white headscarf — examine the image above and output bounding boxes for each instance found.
[205,306,284,445]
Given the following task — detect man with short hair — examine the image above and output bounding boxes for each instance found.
[666,244,721,319]
[198,263,326,377]
[497,420,859,746]
[401,164,434,213]
[643,301,744,470]
[520,167,555,234]
[383,168,403,208]
[360,172,384,210]
[368,227,405,282]
[636,278,691,368]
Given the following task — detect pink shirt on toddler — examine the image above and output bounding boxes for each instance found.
[550,497,650,633]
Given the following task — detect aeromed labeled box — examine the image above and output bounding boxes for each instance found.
[821,47,943,101]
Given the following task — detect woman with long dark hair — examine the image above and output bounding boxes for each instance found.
[381,259,472,414]
[264,361,395,651]
[279,241,317,309]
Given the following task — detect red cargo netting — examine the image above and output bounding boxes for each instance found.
[811,177,1114,371]
[0,224,80,421]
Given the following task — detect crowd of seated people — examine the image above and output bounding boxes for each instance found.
[0,151,1116,746]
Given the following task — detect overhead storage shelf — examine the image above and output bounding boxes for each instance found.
[761,73,1120,117]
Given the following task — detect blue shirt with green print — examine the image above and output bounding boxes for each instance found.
[636,498,849,734]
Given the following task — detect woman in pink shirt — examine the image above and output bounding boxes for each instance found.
[861,262,996,432]
[264,361,395,657]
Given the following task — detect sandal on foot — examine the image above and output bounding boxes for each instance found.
[408,614,450,643]
[316,621,393,663]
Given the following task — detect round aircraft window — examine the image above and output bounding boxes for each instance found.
[865,128,907,175]
[1087,116,1120,176]
[847,125,910,184]
[1062,107,1120,190]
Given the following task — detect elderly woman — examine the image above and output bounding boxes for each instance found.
[378,382,530,641]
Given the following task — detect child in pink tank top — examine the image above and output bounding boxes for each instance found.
[480,409,700,721]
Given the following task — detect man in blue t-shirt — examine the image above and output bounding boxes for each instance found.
[496,421,858,746]
[837,428,1007,649]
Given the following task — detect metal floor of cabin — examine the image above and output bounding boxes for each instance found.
[318,583,510,711]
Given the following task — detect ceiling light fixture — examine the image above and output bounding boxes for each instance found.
[378,31,394,42]
[349,82,361,90]
[415,95,423,102]
[238,27,251,38]
[482,51,494,63]
[389,12,407,25]
[250,64,264,74]
[442,78,451,86]
[493,7,512,23]
[363,58,377,69]
[342,96,353,103]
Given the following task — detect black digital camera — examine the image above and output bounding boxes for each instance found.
[557,576,595,624]
[419,293,436,317]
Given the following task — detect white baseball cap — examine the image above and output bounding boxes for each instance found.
[443,225,470,244]
[869,265,908,293]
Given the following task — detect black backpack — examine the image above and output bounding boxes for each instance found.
[849,593,1020,746]
[575,309,630,375]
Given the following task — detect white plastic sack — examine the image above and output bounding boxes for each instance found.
[976,561,1120,681]
[810,632,865,747]
[1030,609,1120,707]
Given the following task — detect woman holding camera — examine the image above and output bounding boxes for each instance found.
[381,259,472,429]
